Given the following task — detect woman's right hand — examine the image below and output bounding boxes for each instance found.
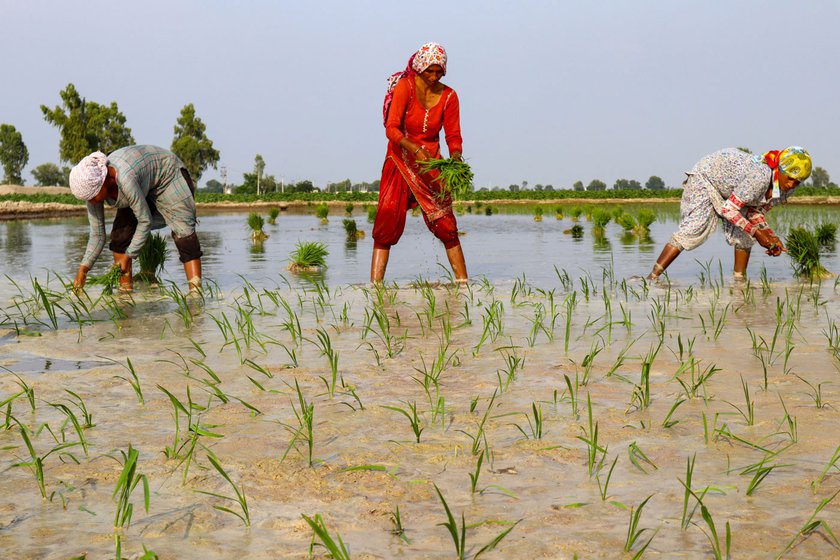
[754,229,783,256]
[415,148,430,162]
[73,265,89,291]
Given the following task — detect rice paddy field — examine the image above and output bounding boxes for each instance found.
[1,203,840,559]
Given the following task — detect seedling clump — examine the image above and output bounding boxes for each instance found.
[342,219,365,241]
[419,157,474,200]
[289,241,329,273]
[135,233,168,284]
[786,227,831,280]
[248,212,269,241]
[315,203,329,224]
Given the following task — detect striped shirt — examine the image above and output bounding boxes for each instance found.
[82,145,194,268]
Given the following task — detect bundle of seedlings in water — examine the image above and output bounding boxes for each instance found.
[248,212,269,241]
[786,227,831,280]
[610,205,625,220]
[315,203,329,224]
[563,224,584,238]
[584,204,596,221]
[87,265,122,294]
[342,218,365,241]
[367,205,378,223]
[419,157,474,200]
[134,233,168,284]
[555,206,564,220]
[616,212,637,232]
[267,207,280,225]
[288,241,329,273]
[569,206,583,221]
[344,203,354,216]
[635,209,656,236]
[816,222,837,246]
[534,206,544,222]
[591,208,612,237]
[485,206,493,216]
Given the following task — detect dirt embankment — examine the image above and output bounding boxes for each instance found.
[2,185,839,220]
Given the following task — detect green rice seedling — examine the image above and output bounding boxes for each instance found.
[484,205,493,216]
[280,380,316,467]
[563,374,580,419]
[563,291,578,353]
[433,484,519,560]
[786,227,830,279]
[745,459,777,496]
[108,357,145,405]
[577,394,606,477]
[86,264,122,295]
[459,391,497,456]
[794,374,829,409]
[247,212,268,241]
[196,451,250,527]
[635,209,656,236]
[367,205,377,223]
[624,495,657,556]
[6,371,36,412]
[662,398,686,429]
[514,402,544,440]
[554,206,564,219]
[382,401,424,443]
[495,345,525,393]
[777,395,798,443]
[112,444,150,530]
[777,490,840,558]
[679,454,708,530]
[610,205,624,220]
[342,218,365,241]
[469,449,485,493]
[562,223,585,237]
[315,203,329,223]
[815,222,837,246]
[12,418,80,499]
[135,233,168,283]
[725,376,755,426]
[472,300,505,356]
[267,207,280,224]
[389,505,410,544]
[303,513,351,559]
[628,442,658,473]
[682,487,731,560]
[591,209,611,237]
[533,206,544,222]
[616,212,637,232]
[288,241,328,272]
[811,445,840,495]
[597,454,618,501]
[49,401,89,457]
[419,157,474,200]
[583,204,595,221]
[344,202,354,216]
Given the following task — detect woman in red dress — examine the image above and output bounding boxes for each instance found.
[371,42,468,282]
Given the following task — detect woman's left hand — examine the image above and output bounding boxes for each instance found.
[415,148,430,162]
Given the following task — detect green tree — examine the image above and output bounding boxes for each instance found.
[31,163,67,186]
[202,179,224,193]
[0,124,29,184]
[508,184,520,192]
[810,166,830,189]
[171,103,220,183]
[613,178,642,190]
[573,180,584,191]
[645,175,666,190]
[41,83,134,164]
[253,154,266,194]
[586,179,606,191]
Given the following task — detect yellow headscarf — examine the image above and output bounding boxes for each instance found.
[761,146,812,198]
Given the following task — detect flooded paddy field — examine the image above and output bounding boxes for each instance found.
[1,205,840,559]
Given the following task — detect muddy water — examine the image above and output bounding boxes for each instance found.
[1,207,840,559]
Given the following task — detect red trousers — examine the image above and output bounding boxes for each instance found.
[372,158,460,250]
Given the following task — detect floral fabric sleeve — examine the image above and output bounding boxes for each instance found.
[719,193,759,236]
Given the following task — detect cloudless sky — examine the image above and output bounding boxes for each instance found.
[2,0,839,189]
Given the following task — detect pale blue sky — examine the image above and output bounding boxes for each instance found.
[2,0,839,189]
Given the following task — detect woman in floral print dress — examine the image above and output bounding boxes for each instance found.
[646,146,812,280]
[370,42,467,283]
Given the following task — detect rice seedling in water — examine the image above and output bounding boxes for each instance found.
[247,212,268,241]
[786,227,830,279]
[591,209,612,237]
[135,233,168,283]
[577,393,606,477]
[484,205,493,216]
[342,218,365,241]
[302,513,351,559]
[563,224,584,238]
[635,209,656,236]
[367,205,377,223]
[389,505,410,544]
[344,202,354,216]
[555,206,564,219]
[87,264,122,295]
[680,484,731,560]
[12,418,81,499]
[434,484,519,559]
[777,490,840,558]
[111,444,150,559]
[616,212,637,232]
[624,495,657,557]
[288,241,328,273]
[280,380,316,467]
[533,206,543,222]
[196,451,250,527]
[267,207,280,224]
[419,157,474,200]
[815,222,837,246]
[610,205,625,220]
[382,401,424,443]
[569,206,583,221]
[315,202,329,223]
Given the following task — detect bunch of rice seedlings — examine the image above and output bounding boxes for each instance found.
[288,241,329,272]
[635,209,656,236]
[786,227,831,279]
[569,206,583,221]
[344,203,354,216]
[816,222,837,246]
[484,206,494,216]
[248,212,268,241]
[616,213,637,232]
[563,224,584,238]
[584,204,596,221]
[610,205,625,220]
[592,208,612,236]
[419,157,474,200]
[267,207,280,225]
[342,218,365,240]
[135,233,168,283]
[534,206,544,222]
[555,206,564,219]
[367,205,377,223]
[87,264,122,294]
[315,203,329,224]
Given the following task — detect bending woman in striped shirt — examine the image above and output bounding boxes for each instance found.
[646,147,812,281]
[69,145,203,292]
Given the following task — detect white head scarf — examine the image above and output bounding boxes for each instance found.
[69,151,108,201]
